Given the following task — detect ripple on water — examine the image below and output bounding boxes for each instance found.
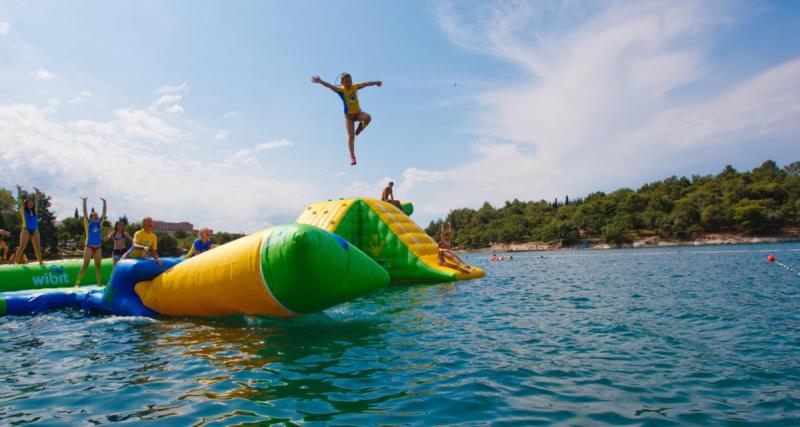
[1,244,799,424]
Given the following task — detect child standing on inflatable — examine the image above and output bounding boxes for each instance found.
[311,73,382,165]
[105,221,132,266]
[14,185,43,265]
[75,196,107,287]
[184,228,217,258]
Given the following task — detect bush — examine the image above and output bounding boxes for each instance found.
[602,220,632,245]
[156,233,181,257]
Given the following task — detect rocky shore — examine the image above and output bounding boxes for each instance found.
[468,230,800,252]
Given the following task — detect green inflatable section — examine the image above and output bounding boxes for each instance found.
[296,199,485,283]
[355,203,453,282]
[261,224,391,314]
[0,259,113,292]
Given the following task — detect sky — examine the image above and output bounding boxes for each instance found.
[0,0,798,233]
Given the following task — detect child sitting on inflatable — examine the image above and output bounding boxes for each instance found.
[438,222,471,274]
[381,182,403,209]
[311,73,382,165]
[121,217,162,266]
[74,196,107,287]
[184,228,217,258]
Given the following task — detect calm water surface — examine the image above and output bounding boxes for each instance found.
[1,243,799,425]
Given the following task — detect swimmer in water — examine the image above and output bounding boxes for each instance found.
[311,73,382,165]
[105,220,132,267]
[14,185,43,265]
[75,196,107,287]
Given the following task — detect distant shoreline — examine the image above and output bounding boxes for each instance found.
[462,231,800,253]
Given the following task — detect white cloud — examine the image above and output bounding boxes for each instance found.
[214,130,229,140]
[166,104,184,114]
[0,21,9,35]
[68,91,93,104]
[255,139,292,151]
[154,83,188,96]
[150,84,187,114]
[410,0,800,220]
[0,102,318,232]
[33,67,55,80]
[114,108,184,142]
[226,139,293,165]
[69,119,115,135]
[224,111,240,118]
[155,94,182,106]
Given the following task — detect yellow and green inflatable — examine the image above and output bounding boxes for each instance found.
[297,198,484,282]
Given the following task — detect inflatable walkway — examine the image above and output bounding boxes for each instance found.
[296,198,485,282]
[0,259,113,292]
[0,199,483,319]
[1,224,389,317]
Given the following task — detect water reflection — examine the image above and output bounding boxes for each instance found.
[127,309,403,418]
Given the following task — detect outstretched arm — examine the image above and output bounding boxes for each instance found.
[81,196,88,219]
[100,198,107,222]
[33,187,41,207]
[360,81,383,88]
[311,75,340,93]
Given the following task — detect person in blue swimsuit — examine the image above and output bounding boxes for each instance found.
[184,228,217,258]
[14,185,43,265]
[75,196,107,287]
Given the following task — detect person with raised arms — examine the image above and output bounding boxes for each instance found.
[105,221,132,267]
[74,196,107,287]
[184,227,217,258]
[14,185,43,265]
[121,217,163,266]
[311,72,382,165]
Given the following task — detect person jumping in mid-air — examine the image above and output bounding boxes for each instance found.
[311,73,382,165]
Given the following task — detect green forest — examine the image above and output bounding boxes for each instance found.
[425,160,800,249]
[0,189,244,261]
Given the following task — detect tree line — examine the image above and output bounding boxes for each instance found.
[0,189,244,260]
[425,160,800,249]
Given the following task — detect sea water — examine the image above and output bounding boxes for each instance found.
[1,243,798,425]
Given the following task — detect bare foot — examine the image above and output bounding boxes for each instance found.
[350,155,357,165]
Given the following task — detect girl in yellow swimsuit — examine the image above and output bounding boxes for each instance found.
[311,73,382,165]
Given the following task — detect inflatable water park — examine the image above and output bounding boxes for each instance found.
[0,198,484,318]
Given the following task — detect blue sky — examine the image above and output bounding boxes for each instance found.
[0,0,798,233]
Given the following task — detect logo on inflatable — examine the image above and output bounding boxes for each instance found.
[30,265,70,287]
